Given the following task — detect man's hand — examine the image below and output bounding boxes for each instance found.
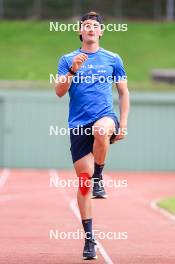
[110,124,127,144]
[114,80,130,143]
[115,125,128,142]
[71,53,88,72]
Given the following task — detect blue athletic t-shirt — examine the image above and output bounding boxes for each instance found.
[57,48,126,128]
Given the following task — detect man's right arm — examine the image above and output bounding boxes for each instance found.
[55,53,88,97]
[55,73,74,97]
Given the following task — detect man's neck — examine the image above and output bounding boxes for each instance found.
[80,42,100,53]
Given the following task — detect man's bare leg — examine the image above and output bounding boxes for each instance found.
[93,116,115,164]
[74,153,94,219]
[74,153,97,259]
[92,116,115,198]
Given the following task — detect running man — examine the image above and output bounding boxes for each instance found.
[55,11,130,260]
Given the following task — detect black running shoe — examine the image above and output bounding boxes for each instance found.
[92,175,107,199]
[83,238,97,260]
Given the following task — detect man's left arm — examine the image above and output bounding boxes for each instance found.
[115,80,130,141]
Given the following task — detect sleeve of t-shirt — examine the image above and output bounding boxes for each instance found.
[57,56,69,76]
[113,55,127,83]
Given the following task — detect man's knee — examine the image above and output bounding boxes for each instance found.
[74,153,94,177]
[93,117,115,142]
[78,172,91,196]
[93,122,114,144]
[93,126,108,144]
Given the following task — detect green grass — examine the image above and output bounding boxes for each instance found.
[0,21,175,90]
[157,197,175,215]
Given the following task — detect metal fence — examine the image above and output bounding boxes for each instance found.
[0,0,174,20]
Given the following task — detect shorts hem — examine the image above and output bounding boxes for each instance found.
[72,151,93,163]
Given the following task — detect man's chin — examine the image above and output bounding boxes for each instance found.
[85,39,97,44]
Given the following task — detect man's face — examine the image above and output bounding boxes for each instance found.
[79,19,103,44]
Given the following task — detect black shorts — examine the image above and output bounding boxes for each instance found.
[70,115,119,163]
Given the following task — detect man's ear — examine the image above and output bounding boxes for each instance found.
[99,29,104,37]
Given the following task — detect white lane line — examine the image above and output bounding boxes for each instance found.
[0,168,10,188]
[49,170,115,264]
[150,198,175,221]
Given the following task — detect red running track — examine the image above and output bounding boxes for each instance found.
[0,169,175,264]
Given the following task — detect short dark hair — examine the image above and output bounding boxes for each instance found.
[79,11,103,41]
